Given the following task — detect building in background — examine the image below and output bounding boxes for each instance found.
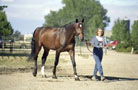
[123,17,130,31]
[104,30,112,38]
[23,34,33,42]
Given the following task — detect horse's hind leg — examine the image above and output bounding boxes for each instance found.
[41,47,49,77]
[33,45,41,77]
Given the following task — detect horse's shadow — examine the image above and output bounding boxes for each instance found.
[41,75,138,82]
[79,75,138,82]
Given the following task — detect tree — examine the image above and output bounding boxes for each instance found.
[12,30,22,41]
[111,18,131,52]
[0,5,13,37]
[111,19,130,42]
[131,20,138,52]
[44,0,110,40]
[0,5,7,10]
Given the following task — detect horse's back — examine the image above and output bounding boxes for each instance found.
[33,26,62,49]
[33,26,74,50]
[33,26,54,40]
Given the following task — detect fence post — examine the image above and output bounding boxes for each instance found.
[131,47,134,54]
[2,40,5,52]
[10,40,14,53]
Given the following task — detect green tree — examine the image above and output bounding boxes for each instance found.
[0,5,7,10]
[112,18,131,52]
[0,5,13,37]
[44,0,110,40]
[111,19,130,42]
[131,20,138,53]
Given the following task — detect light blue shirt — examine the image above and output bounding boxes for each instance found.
[90,36,107,48]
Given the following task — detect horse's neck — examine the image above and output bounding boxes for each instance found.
[65,24,76,43]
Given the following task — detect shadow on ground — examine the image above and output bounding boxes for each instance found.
[79,75,138,82]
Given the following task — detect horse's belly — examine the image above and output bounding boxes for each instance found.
[61,44,74,51]
[42,40,62,50]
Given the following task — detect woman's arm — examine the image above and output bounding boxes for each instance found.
[85,40,93,46]
[85,36,95,46]
[103,37,109,48]
[104,43,113,48]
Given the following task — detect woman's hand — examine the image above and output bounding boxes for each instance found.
[104,43,112,48]
[104,45,108,49]
[85,40,91,46]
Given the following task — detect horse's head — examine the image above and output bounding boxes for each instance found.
[74,19,84,41]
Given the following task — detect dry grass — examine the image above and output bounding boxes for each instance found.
[0,50,67,74]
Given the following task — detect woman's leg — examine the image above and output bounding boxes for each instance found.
[93,53,103,76]
[99,50,105,81]
[93,64,98,76]
[99,50,103,62]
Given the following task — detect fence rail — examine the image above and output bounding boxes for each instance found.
[0,48,31,59]
[0,46,94,59]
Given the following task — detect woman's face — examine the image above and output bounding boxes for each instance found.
[97,29,103,37]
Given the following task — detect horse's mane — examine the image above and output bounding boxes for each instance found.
[62,22,74,27]
[41,21,75,32]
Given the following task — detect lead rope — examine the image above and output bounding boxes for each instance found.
[84,39,93,53]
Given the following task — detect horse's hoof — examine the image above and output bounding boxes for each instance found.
[33,72,37,77]
[42,75,47,78]
[75,77,80,81]
[52,75,57,79]
[74,75,80,81]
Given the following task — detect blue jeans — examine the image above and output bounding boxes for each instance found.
[93,47,104,76]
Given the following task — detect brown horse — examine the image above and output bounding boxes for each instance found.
[28,19,84,80]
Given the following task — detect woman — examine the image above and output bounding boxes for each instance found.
[86,28,109,81]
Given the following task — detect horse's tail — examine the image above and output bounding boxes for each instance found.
[27,30,37,61]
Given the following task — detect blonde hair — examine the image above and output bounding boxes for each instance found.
[96,28,104,36]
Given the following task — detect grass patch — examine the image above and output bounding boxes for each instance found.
[0,57,33,68]
[0,52,67,74]
[0,54,67,68]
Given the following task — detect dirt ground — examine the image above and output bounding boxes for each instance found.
[0,48,138,90]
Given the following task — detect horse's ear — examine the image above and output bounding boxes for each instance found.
[76,19,78,23]
[82,19,84,23]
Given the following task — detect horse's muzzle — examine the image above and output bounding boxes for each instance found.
[81,38,84,42]
[78,34,84,42]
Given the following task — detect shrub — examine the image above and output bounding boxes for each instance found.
[116,43,131,52]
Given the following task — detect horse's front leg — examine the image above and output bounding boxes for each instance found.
[41,48,49,78]
[52,51,60,79]
[68,49,80,81]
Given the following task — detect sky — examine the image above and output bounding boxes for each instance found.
[0,0,138,34]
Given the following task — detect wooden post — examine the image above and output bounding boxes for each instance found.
[2,40,5,52]
[131,47,134,54]
[10,39,14,53]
